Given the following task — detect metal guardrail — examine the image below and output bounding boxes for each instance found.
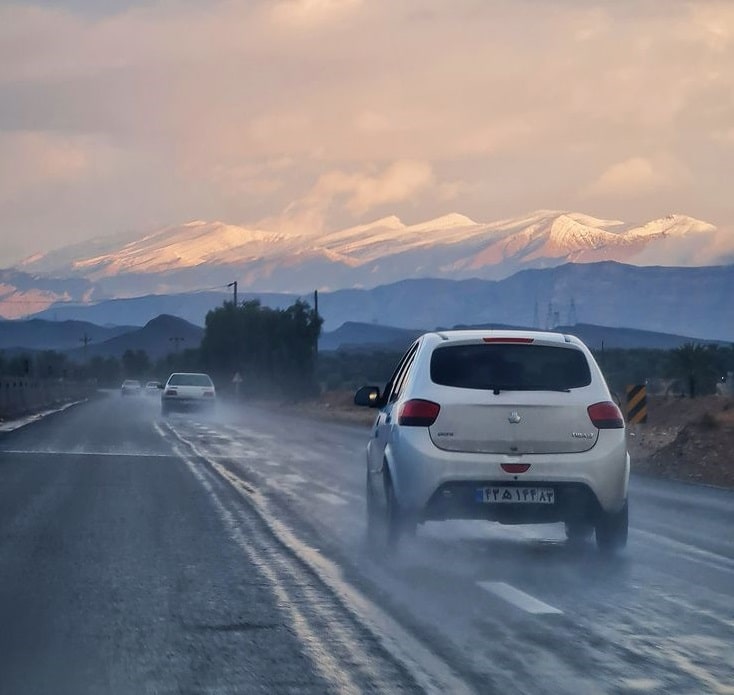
[0,377,93,419]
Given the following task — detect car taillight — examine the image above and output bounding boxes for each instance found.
[398,399,440,427]
[482,337,534,344]
[501,463,531,473]
[588,401,624,429]
[165,389,178,396]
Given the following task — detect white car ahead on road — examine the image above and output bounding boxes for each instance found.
[121,379,142,396]
[355,330,630,553]
[145,381,162,396]
[161,372,216,415]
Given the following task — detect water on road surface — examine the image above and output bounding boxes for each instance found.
[1,393,733,694]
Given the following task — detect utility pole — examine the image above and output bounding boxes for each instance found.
[532,299,539,329]
[169,336,185,352]
[228,281,238,307]
[313,289,319,355]
[80,333,92,361]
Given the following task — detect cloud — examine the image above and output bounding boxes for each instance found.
[0,130,123,205]
[270,0,363,27]
[584,155,690,199]
[326,160,435,215]
[272,160,436,232]
[0,0,733,261]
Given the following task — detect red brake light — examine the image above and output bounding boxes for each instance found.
[501,463,531,473]
[165,388,178,396]
[588,401,624,429]
[482,337,535,344]
[398,399,440,427]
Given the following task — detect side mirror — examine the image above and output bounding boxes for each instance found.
[157,384,165,390]
[354,385,381,408]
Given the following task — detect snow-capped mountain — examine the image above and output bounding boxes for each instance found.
[1,210,727,318]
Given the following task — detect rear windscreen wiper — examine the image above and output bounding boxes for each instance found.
[521,386,572,393]
[487,385,571,394]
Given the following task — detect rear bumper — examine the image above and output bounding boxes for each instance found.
[162,398,215,412]
[379,428,629,518]
[423,481,602,524]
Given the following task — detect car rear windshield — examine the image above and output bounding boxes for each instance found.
[430,343,592,391]
[168,374,213,387]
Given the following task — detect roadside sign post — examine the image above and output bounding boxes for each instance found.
[626,384,648,424]
[232,372,243,401]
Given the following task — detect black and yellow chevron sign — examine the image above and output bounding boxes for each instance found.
[626,384,648,424]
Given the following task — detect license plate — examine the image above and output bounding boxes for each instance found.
[476,487,555,504]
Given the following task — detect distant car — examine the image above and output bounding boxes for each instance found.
[355,330,630,554]
[145,381,162,396]
[121,379,142,396]
[161,372,216,415]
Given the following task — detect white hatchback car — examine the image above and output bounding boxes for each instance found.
[355,330,629,553]
[161,372,216,415]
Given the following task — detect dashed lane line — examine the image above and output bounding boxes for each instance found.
[477,581,564,615]
[314,492,350,506]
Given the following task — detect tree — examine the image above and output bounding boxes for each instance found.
[36,351,69,379]
[121,349,151,378]
[200,299,322,397]
[667,343,718,397]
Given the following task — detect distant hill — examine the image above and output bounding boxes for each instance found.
[319,322,424,352]
[6,211,728,310]
[32,290,297,327]
[25,261,734,342]
[322,320,728,353]
[0,318,136,352]
[67,315,204,360]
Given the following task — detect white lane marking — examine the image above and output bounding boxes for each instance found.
[0,449,174,458]
[160,442,362,693]
[158,420,475,695]
[0,400,87,432]
[280,473,306,485]
[315,492,349,506]
[477,581,563,615]
[619,678,664,692]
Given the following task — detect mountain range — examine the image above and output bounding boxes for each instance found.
[2,313,726,363]
[1,210,730,319]
[16,261,734,342]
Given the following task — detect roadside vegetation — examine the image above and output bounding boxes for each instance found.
[2,313,732,401]
[0,299,323,397]
[316,343,734,397]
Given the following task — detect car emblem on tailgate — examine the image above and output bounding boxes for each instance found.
[508,411,521,424]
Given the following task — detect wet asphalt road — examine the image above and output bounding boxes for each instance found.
[1,393,733,694]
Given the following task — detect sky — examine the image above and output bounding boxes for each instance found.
[1,0,733,264]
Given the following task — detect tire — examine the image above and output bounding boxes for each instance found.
[595,500,628,553]
[366,468,413,557]
[161,403,170,418]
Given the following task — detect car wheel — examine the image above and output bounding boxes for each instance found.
[565,522,593,545]
[161,404,170,417]
[366,468,412,556]
[595,500,628,553]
